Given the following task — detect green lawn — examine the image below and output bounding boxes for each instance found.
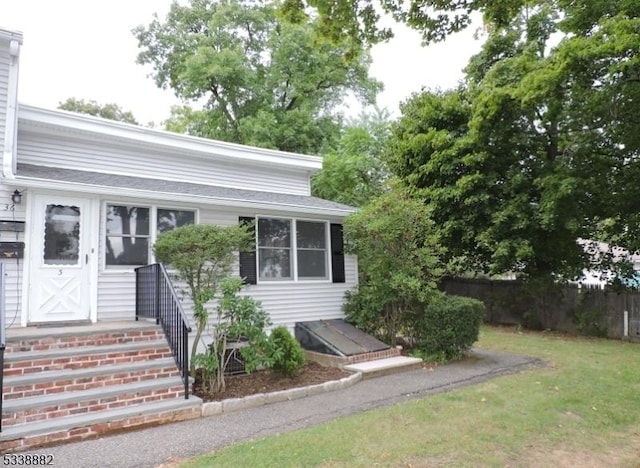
[179,327,640,467]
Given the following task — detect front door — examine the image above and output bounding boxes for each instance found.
[29,195,91,323]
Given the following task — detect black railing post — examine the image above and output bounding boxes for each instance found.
[135,266,140,321]
[154,264,160,325]
[183,321,189,399]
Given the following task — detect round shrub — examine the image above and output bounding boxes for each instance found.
[414,294,485,361]
[269,326,306,376]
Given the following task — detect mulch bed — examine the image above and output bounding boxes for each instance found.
[193,361,349,402]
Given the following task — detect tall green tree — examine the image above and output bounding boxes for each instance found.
[312,107,390,206]
[58,98,139,125]
[343,186,444,344]
[134,0,381,154]
[386,2,640,280]
[280,0,524,46]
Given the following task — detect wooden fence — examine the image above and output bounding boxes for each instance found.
[441,277,640,340]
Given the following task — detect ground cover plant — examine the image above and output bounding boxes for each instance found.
[180,326,640,467]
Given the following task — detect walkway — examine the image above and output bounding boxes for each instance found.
[19,348,544,468]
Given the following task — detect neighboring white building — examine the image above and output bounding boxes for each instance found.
[577,239,640,289]
[0,27,357,330]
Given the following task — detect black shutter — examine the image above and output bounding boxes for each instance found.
[330,223,345,283]
[239,217,257,285]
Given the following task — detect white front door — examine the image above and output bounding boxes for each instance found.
[29,195,91,323]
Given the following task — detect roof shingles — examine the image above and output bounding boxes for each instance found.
[16,164,355,214]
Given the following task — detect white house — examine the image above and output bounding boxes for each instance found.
[0,27,358,331]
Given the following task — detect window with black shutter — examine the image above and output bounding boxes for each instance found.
[330,223,345,283]
[238,216,257,284]
[240,216,345,283]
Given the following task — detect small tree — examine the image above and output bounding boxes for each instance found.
[154,223,254,371]
[344,187,444,344]
[202,277,272,393]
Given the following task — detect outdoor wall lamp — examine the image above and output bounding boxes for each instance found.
[11,190,22,205]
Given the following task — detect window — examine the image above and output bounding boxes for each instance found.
[44,204,81,265]
[105,204,195,268]
[157,209,195,234]
[258,218,292,280]
[256,217,328,281]
[296,221,327,279]
[105,205,150,266]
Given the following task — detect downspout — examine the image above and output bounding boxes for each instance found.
[2,39,21,180]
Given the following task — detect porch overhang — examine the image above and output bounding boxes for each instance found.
[10,164,356,218]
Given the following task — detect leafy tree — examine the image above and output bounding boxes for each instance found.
[153,223,254,371]
[343,187,444,344]
[58,98,139,125]
[134,0,381,154]
[195,277,272,393]
[280,0,524,46]
[312,107,390,206]
[385,2,640,281]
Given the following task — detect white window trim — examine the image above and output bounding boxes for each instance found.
[101,201,198,272]
[255,215,331,284]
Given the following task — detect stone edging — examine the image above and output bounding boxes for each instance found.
[201,371,363,417]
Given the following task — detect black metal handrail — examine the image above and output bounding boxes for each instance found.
[135,263,191,399]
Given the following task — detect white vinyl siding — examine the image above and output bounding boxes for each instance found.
[0,187,27,328]
[95,204,356,327]
[240,256,357,329]
[17,131,311,195]
[0,41,10,158]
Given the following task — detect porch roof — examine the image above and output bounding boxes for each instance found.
[13,164,356,217]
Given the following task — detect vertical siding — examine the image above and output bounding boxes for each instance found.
[17,131,312,196]
[0,41,10,160]
[0,189,27,328]
[96,203,357,330]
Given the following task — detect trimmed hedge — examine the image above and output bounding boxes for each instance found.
[269,326,306,376]
[414,295,485,361]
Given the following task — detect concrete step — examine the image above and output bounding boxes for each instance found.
[343,356,424,379]
[2,377,187,428]
[4,339,172,372]
[0,397,203,453]
[3,358,180,399]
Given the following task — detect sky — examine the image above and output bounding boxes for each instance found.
[3,1,484,126]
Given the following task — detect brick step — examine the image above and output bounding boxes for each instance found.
[3,358,180,400]
[4,339,172,373]
[5,329,164,353]
[0,397,203,453]
[2,377,187,428]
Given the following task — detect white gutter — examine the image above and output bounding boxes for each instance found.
[5,177,356,217]
[2,39,21,179]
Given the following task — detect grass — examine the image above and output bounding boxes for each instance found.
[178,326,640,467]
